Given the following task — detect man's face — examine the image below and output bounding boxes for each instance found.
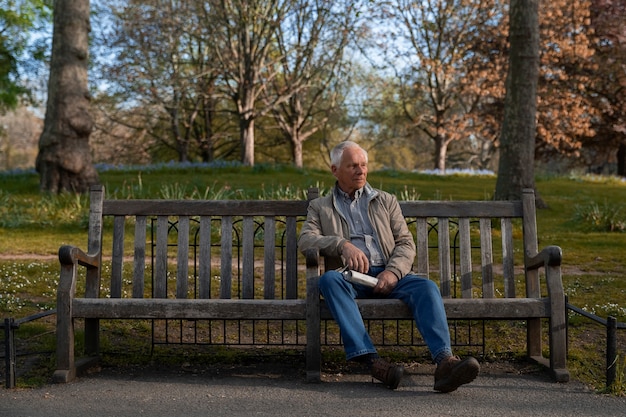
[332,146,368,196]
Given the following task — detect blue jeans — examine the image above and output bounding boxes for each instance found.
[319,266,452,362]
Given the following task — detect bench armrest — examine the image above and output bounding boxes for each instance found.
[58,245,101,299]
[526,245,562,270]
[525,245,566,303]
[59,245,100,269]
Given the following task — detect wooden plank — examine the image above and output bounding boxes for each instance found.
[242,216,254,299]
[523,189,540,298]
[480,218,494,298]
[263,216,276,299]
[415,218,429,277]
[72,298,307,320]
[318,298,550,320]
[459,218,472,299]
[176,216,190,299]
[220,216,233,299]
[88,185,104,255]
[438,218,451,297]
[522,189,542,358]
[198,216,212,299]
[501,218,515,298]
[400,200,523,218]
[154,216,169,298]
[285,216,298,299]
[132,215,147,298]
[103,199,310,217]
[110,215,125,298]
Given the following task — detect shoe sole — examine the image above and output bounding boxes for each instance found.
[434,357,480,393]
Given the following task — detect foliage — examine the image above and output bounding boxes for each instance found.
[3,1,626,178]
[583,0,626,176]
[0,0,50,112]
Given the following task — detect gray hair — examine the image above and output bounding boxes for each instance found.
[330,141,368,167]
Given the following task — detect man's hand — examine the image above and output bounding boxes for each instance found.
[340,241,369,273]
[373,270,399,296]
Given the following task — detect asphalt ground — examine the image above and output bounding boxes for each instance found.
[1,360,625,417]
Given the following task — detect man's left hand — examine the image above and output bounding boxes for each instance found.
[373,270,399,296]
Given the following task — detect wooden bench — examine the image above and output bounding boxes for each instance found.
[54,186,569,384]
[305,188,569,383]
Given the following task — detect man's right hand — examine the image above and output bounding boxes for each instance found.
[340,241,370,274]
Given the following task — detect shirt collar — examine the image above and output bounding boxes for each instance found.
[335,183,366,201]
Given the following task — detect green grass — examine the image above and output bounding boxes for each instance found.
[0,164,625,393]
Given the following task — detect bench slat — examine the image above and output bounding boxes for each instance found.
[242,216,255,299]
[72,298,306,320]
[459,218,473,298]
[400,200,523,217]
[480,218,494,298]
[111,215,125,298]
[438,218,451,297]
[155,216,169,298]
[319,298,549,320]
[133,215,147,298]
[176,216,190,299]
[198,216,212,299]
[103,199,310,216]
[415,218,429,277]
[264,216,276,299]
[286,216,298,299]
[220,216,233,299]
[502,218,516,298]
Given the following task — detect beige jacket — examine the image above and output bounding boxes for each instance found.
[298,184,416,280]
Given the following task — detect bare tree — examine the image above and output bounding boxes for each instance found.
[95,0,225,163]
[494,0,541,203]
[36,0,99,193]
[268,0,360,167]
[384,0,506,172]
[205,0,297,166]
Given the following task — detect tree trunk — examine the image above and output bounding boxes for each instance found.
[240,116,255,166]
[617,142,626,177]
[434,134,447,172]
[494,0,544,207]
[292,136,303,168]
[36,0,99,193]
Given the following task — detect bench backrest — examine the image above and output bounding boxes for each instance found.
[400,190,539,299]
[87,185,315,301]
[86,185,539,302]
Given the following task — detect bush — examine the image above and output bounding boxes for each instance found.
[573,201,626,232]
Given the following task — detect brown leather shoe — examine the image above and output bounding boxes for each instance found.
[371,358,404,389]
[434,355,480,393]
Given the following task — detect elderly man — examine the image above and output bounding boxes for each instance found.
[298,141,479,392]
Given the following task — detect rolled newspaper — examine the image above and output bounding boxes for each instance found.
[341,269,379,288]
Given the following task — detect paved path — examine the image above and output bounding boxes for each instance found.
[1,361,625,417]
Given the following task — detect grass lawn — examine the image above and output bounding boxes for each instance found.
[0,164,624,393]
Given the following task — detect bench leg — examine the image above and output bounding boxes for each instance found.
[548,278,569,382]
[54,295,76,383]
[306,276,321,383]
[546,265,569,382]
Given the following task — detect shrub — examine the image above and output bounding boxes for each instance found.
[573,201,626,232]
